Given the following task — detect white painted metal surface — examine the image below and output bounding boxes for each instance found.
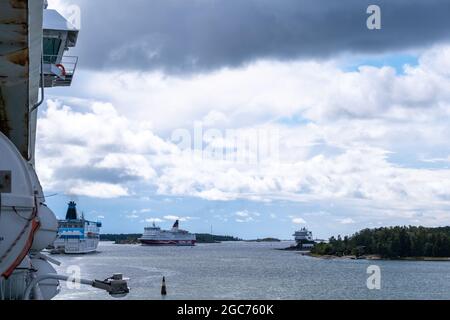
[0,129,60,299]
[43,9,78,33]
[0,0,61,300]
[0,130,36,278]
[0,1,125,300]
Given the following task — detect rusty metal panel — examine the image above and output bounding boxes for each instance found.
[0,0,43,160]
[0,0,28,82]
[0,0,30,158]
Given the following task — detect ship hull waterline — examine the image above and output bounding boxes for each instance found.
[139,239,196,246]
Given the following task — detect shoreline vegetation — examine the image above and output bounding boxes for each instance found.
[310,226,450,261]
[307,253,450,261]
[244,238,281,243]
[100,226,450,262]
[100,234,142,244]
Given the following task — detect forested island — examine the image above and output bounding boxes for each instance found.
[311,226,450,259]
[100,233,242,244]
[195,234,242,243]
[245,238,281,242]
[100,234,142,244]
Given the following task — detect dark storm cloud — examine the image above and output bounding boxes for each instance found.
[68,0,450,73]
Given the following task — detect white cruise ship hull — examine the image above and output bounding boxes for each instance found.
[50,202,102,255]
[52,237,99,254]
[140,239,196,246]
[140,220,196,246]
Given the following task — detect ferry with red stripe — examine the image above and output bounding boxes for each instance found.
[139,220,196,246]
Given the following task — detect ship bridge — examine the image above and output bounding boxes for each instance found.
[0,0,78,161]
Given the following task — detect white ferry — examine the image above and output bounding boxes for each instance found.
[293,227,315,250]
[139,220,196,246]
[50,202,102,254]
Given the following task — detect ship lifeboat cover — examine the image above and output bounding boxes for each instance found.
[0,132,36,278]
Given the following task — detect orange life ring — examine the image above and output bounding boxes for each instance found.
[56,63,66,76]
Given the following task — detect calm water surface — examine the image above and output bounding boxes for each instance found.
[53,241,450,300]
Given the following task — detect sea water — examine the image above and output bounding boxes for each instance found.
[53,241,450,300]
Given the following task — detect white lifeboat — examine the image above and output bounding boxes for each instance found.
[0,131,57,279]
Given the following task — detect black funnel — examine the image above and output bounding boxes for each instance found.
[66,201,78,220]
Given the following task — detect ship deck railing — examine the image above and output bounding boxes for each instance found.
[43,55,79,87]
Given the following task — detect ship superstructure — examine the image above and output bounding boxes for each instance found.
[293,227,315,250]
[50,202,102,254]
[139,220,196,246]
[0,0,79,300]
[0,0,128,299]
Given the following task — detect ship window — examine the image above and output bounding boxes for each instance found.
[43,37,62,63]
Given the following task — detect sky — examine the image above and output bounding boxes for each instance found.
[39,0,450,240]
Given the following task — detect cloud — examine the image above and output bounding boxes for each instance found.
[36,99,174,198]
[34,46,450,225]
[336,218,356,225]
[304,211,330,217]
[195,189,237,201]
[235,211,250,218]
[49,0,450,73]
[202,110,229,127]
[213,214,229,223]
[421,157,450,164]
[144,218,164,223]
[68,182,129,199]
[291,217,307,225]
[234,210,261,222]
[163,215,195,222]
[126,214,139,219]
[59,46,450,135]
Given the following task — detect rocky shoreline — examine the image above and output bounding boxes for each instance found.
[305,252,450,261]
[280,244,450,261]
[279,244,311,251]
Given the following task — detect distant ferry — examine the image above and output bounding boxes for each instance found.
[49,201,102,254]
[139,220,196,246]
[293,227,315,250]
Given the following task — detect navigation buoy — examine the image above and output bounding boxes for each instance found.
[161,276,167,296]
